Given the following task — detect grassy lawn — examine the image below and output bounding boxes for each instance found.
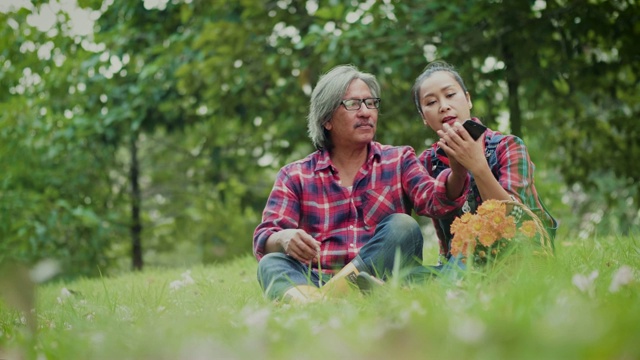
[1,235,639,359]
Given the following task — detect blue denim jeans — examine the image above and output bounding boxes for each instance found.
[257,213,424,300]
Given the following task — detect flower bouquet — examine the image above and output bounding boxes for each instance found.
[449,199,553,265]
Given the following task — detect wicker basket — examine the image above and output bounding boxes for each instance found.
[501,199,554,257]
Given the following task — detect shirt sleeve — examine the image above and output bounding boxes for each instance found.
[433,167,470,213]
[252,167,301,260]
[418,149,431,173]
[401,147,469,218]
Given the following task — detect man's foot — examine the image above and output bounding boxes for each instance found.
[355,272,384,294]
[321,262,360,297]
[282,285,324,304]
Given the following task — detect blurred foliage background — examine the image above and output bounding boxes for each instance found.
[1,0,638,277]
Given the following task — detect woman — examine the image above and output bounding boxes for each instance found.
[412,61,557,267]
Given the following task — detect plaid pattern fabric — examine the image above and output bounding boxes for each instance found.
[253,142,468,273]
[419,124,557,258]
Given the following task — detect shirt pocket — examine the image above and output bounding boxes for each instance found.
[361,186,398,230]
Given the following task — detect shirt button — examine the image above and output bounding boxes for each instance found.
[349,225,354,229]
[349,244,355,248]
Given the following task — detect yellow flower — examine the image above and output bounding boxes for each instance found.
[450,216,464,235]
[489,212,505,226]
[448,200,544,265]
[476,199,505,217]
[471,217,484,234]
[520,220,538,238]
[450,232,476,258]
[478,229,498,247]
[463,239,477,257]
[459,212,474,223]
[501,216,517,239]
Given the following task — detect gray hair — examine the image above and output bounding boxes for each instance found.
[307,64,381,150]
[412,61,468,116]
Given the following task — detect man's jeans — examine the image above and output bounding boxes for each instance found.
[256,213,423,300]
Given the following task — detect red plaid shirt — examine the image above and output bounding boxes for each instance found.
[253,142,468,273]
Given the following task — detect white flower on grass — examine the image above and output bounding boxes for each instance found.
[572,270,599,294]
[445,289,469,312]
[116,305,133,322]
[178,338,234,360]
[450,316,486,344]
[181,270,195,285]
[241,306,271,330]
[446,289,465,301]
[91,332,106,346]
[393,301,426,328]
[168,280,182,291]
[327,316,343,329]
[609,265,635,293]
[311,315,344,334]
[57,287,73,304]
[479,291,493,307]
[169,270,196,291]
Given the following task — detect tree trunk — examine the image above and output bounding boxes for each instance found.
[502,42,522,138]
[130,131,143,270]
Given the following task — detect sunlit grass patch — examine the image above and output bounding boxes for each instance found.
[1,236,639,359]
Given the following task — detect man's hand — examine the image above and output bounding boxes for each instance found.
[275,229,321,264]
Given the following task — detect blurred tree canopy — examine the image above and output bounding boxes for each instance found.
[1,0,638,276]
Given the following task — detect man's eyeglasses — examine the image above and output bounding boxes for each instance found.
[340,98,381,111]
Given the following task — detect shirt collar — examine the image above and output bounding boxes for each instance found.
[314,142,381,172]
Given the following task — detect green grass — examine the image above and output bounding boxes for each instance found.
[1,235,639,359]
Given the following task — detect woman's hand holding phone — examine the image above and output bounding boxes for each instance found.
[461,119,487,141]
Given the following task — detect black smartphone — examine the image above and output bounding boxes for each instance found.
[462,119,487,141]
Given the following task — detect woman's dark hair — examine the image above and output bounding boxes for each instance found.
[412,61,468,115]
